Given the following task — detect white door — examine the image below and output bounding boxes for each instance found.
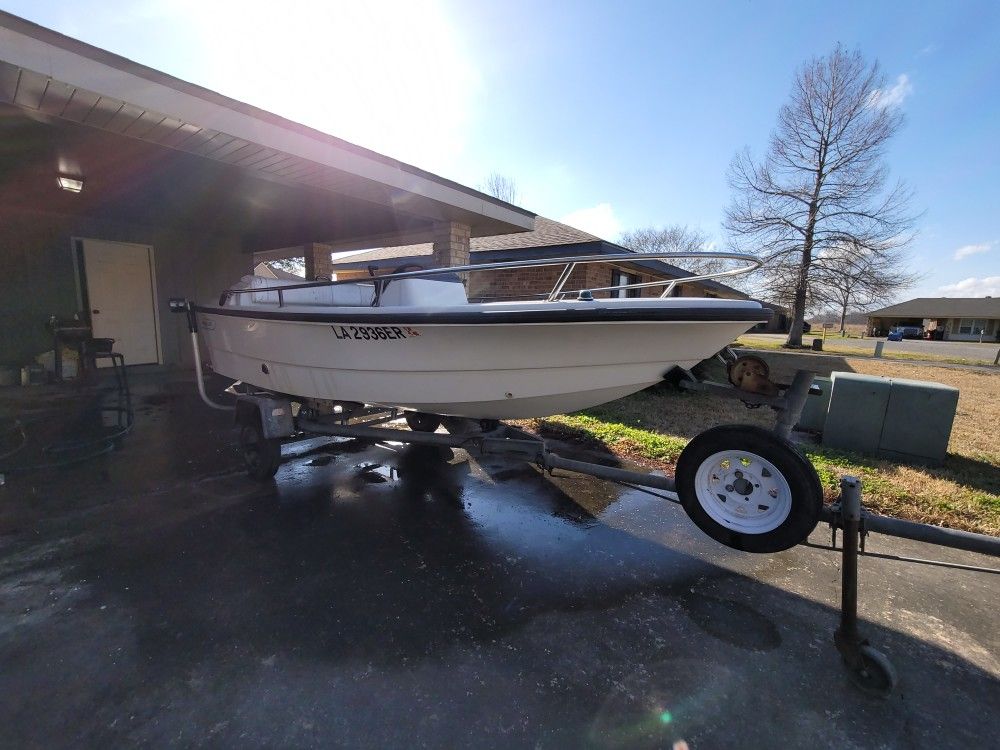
[81,239,161,366]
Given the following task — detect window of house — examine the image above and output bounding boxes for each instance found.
[958,318,987,335]
[611,269,640,298]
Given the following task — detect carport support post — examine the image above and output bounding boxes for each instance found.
[304,243,334,281]
[834,476,863,670]
[432,222,471,283]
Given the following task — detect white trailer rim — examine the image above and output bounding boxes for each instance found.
[693,449,793,533]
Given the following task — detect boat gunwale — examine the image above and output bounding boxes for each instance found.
[193,304,772,325]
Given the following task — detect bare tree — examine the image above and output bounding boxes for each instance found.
[267,257,305,276]
[811,241,920,332]
[618,225,729,277]
[479,172,519,204]
[725,45,916,346]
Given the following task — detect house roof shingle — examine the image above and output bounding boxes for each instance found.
[868,297,1000,318]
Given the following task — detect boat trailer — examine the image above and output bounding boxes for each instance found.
[177,308,999,698]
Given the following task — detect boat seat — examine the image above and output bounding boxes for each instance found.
[378,277,467,307]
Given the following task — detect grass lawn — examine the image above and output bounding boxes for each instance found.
[520,351,1000,536]
[736,334,999,366]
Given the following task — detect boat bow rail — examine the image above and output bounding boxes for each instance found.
[216,250,764,308]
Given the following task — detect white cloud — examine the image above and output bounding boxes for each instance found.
[558,203,622,240]
[937,276,1000,297]
[953,242,993,260]
[869,74,913,109]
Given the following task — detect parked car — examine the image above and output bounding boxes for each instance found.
[887,325,922,341]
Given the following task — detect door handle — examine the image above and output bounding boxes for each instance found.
[92,309,100,314]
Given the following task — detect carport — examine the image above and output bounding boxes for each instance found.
[0,11,533,371]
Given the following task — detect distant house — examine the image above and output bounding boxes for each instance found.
[326,215,755,302]
[867,297,1000,341]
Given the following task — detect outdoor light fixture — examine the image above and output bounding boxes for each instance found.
[56,175,84,193]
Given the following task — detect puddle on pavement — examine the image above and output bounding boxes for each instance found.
[352,463,391,483]
[239,438,712,583]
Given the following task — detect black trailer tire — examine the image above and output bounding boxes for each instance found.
[405,412,442,433]
[676,425,822,553]
[239,421,282,480]
[845,645,897,698]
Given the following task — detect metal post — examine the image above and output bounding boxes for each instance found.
[190,332,234,411]
[659,281,677,298]
[834,476,862,667]
[547,262,577,301]
[829,476,897,696]
[773,369,813,439]
[874,341,884,358]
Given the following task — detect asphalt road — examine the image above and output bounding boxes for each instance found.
[743,332,999,362]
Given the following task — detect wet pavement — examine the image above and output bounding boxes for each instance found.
[0,374,998,749]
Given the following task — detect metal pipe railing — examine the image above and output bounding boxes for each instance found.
[863,513,1000,557]
[221,251,763,308]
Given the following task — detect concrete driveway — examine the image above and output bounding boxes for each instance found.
[1,375,997,749]
[743,333,999,362]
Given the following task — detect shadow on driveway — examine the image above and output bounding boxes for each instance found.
[1,384,998,749]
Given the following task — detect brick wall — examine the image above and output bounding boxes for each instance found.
[431,222,471,269]
[466,261,742,302]
[304,242,335,280]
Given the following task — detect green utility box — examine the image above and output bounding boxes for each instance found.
[821,373,958,465]
[878,378,961,464]
[797,376,832,432]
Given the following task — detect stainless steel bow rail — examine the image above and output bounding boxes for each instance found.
[213,250,765,307]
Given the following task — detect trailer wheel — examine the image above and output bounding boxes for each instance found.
[676,425,822,552]
[239,421,282,480]
[845,645,897,698]
[405,412,441,433]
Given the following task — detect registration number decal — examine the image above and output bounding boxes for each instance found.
[331,325,419,341]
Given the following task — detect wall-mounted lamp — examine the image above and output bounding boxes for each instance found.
[57,175,84,193]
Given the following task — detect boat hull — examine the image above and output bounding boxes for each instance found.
[196,303,766,419]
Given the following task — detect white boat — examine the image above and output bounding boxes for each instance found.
[192,253,769,420]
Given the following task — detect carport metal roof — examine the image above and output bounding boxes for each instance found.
[0,11,535,251]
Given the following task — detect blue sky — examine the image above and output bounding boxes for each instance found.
[4,0,998,298]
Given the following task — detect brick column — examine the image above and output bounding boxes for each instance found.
[304,242,334,280]
[431,222,471,270]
